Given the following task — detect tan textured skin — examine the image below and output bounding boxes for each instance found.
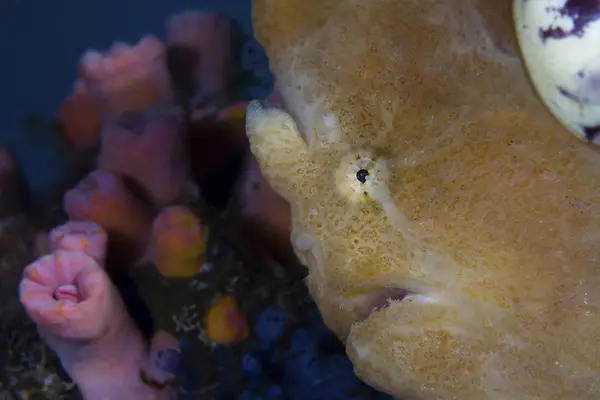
[247,0,600,399]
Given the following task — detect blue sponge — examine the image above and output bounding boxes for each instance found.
[316,354,359,392]
[267,385,284,400]
[307,305,332,338]
[241,353,263,377]
[255,307,287,345]
[290,328,319,356]
[241,388,261,400]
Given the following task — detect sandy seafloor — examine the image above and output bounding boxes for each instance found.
[0,1,397,399]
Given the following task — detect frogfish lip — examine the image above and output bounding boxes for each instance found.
[354,288,437,324]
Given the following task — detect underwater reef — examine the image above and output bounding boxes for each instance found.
[0,9,393,400]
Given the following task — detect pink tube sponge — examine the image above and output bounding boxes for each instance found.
[166,11,236,102]
[57,81,102,149]
[97,112,194,207]
[63,169,152,252]
[19,250,120,341]
[79,35,174,121]
[19,250,173,399]
[49,221,108,266]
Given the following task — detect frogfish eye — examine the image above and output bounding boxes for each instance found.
[335,150,391,204]
[356,169,369,183]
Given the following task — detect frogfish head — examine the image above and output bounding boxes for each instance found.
[247,0,600,398]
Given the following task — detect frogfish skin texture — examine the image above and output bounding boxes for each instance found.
[247,0,600,398]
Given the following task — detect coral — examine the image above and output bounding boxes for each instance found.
[147,205,207,277]
[233,150,291,245]
[63,169,152,254]
[49,220,108,265]
[279,323,365,399]
[200,100,293,271]
[289,329,318,356]
[0,216,78,398]
[212,101,290,245]
[254,306,287,346]
[241,353,262,377]
[188,101,249,208]
[282,346,319,392]
[19,250,172,399]
[97,110,195,207]
[267,385,284,400]
[130,263,212,394]
[232,150,300,277]
[164,14,247,207]
[166,11,237,107]
[205,296,247,345]
[249,0,600,398]
[79,35,175,121]
[240,351,274,400]
[56,80,102,149]
[0,148,28,220]
[19,250,121,346]
[140,330,181,388]
[131,205,226,395]
[155,348,181,375]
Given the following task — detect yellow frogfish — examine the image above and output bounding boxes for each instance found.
[246,0,600,398]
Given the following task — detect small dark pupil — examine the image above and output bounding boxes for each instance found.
[356,169,369,183]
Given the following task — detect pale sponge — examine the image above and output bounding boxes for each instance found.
[248,0,600,398]
[514,0,600,144]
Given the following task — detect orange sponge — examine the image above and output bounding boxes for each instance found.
[151,205,207,277]
[205,296,248,345]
